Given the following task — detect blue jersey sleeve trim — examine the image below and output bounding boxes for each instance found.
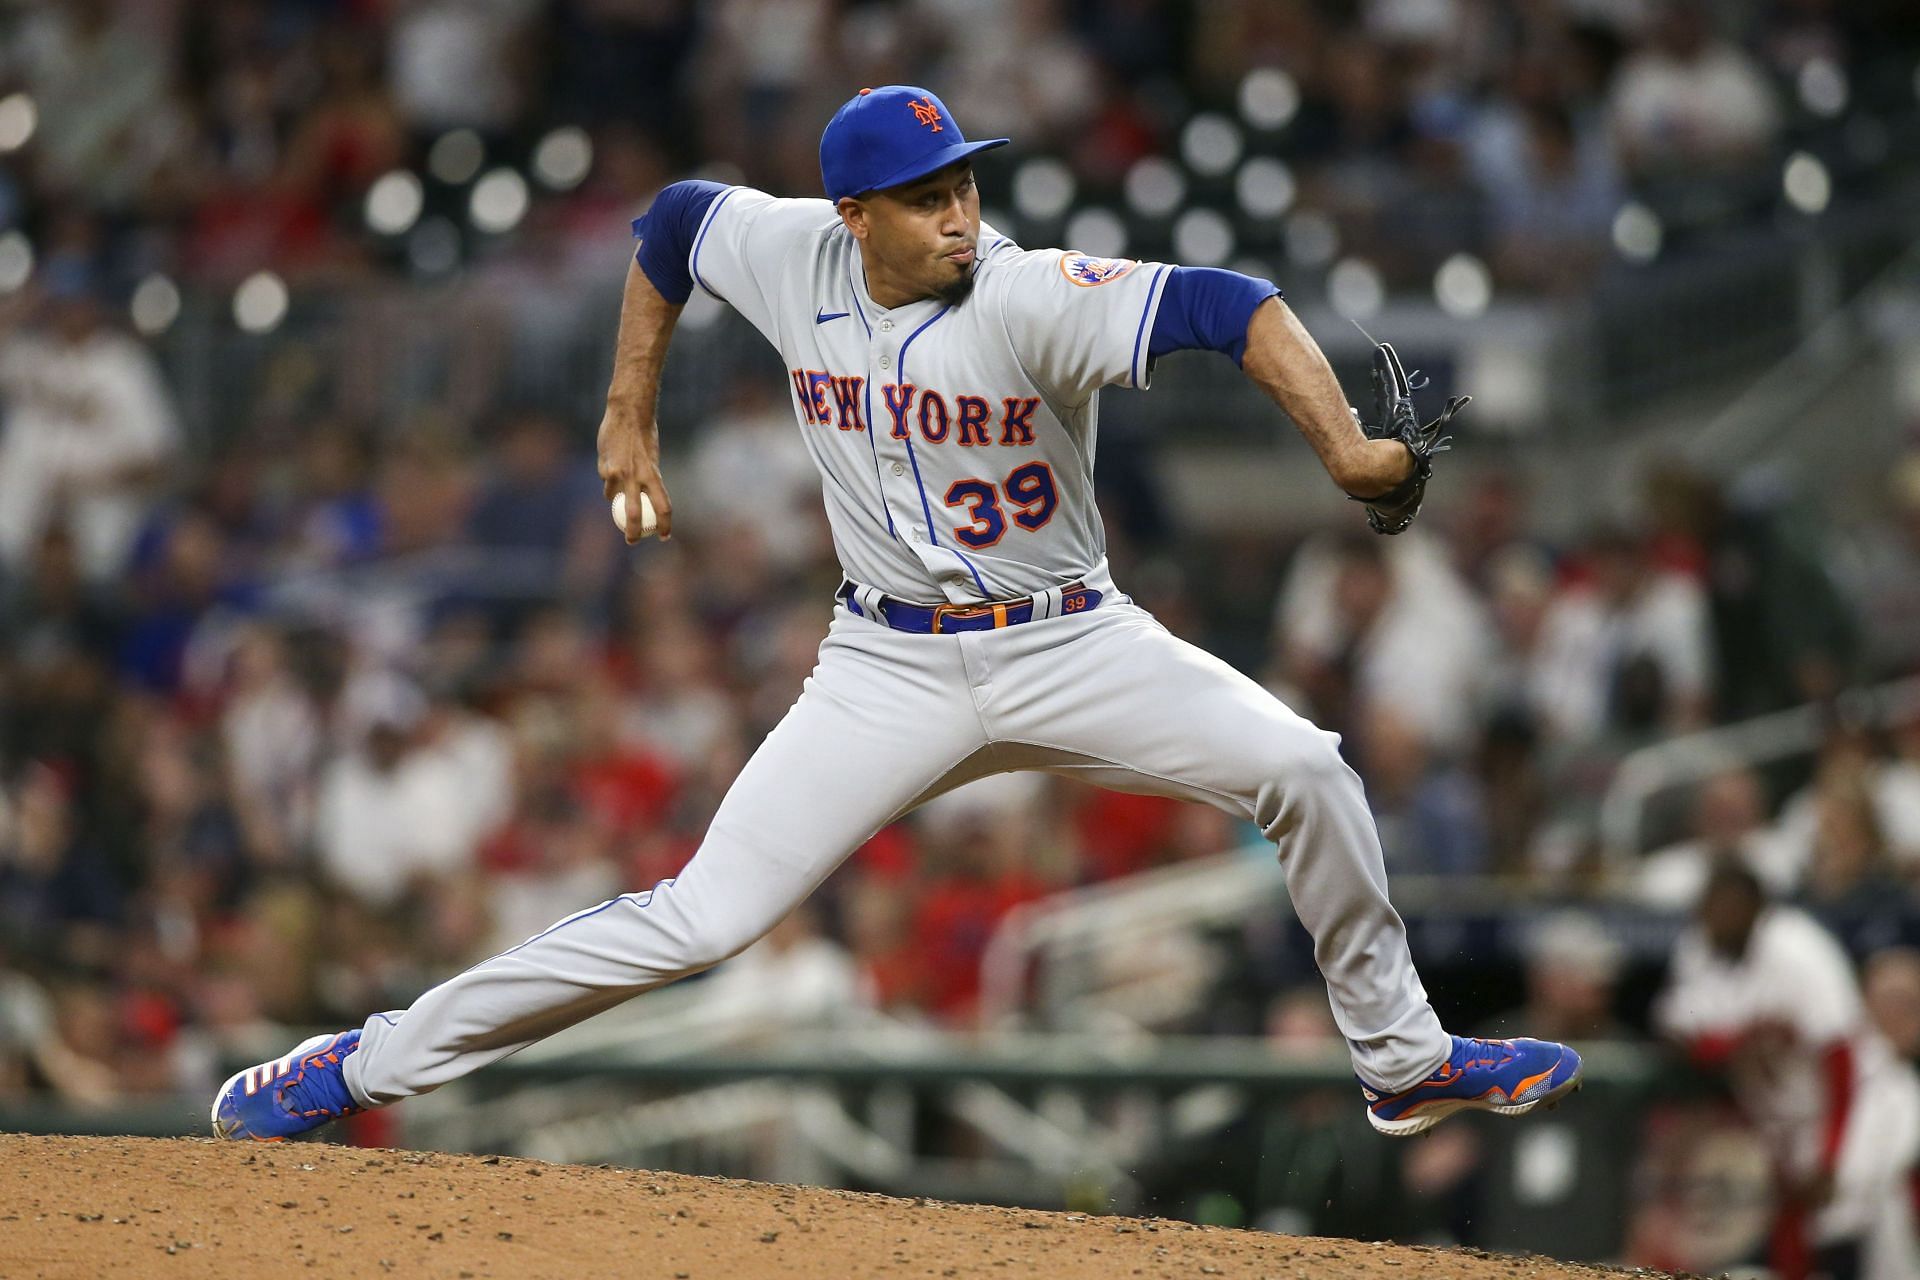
[1130,265,1171,390]
[1148,266,1283,367]
[631,180,729,304]
[688,187,739,299]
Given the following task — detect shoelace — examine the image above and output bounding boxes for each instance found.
[1454,1036,1517,1069]
[279,1043,360,1119]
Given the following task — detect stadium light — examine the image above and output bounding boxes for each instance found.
[1012,158,1075,222]
[532,127,594,191]
[428,129,485,185]
[130,274,181,335]
[233,271,288,333]
[1064,207,1127,258]
[1284,209,1338,268]
[1783,152,1831,215]
[1797,59,1847,118]
[1328,257,1384,320]
[364,170,425,236]
[1434,253,1492,318]
[0,230,31,292]
[1123,157,1185,219]
[0,92,35,153]
[1611,202,1661,262]
[1180,114,1243,178]
[1173,208,1234,266]
[1238,68,1300,131]
[1235,156,1296,219]
[470,168,531,234]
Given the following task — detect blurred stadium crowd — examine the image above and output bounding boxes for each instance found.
[0,0,1915,306]
[4,0,1920,1269]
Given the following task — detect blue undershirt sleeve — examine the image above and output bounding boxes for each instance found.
[1147,266,1283,366]
[630,180,729,304]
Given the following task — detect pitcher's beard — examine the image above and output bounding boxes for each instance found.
[932,268,976,308]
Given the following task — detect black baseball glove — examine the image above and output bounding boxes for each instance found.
[1350,341,1469,536]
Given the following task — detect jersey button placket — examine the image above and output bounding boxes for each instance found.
[871,325,911,539]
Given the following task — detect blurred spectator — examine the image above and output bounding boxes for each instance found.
[1276,531,1493,754]
[841,866,924,1015]
[546,0,698,139]
[1794,770,1904,913]
[1,526,121,770]
[1531,527,1711,744]
[0,267,182,583]
[1832,454,1920,679]
[278,25,408,231]
[1774,725,1920,892]
[700,904,872,1030]
[117,510,250,694]
[0,762,122,969]
[1649,467,1858,722]
[685,381,826,570]
[1864,947,1920,1066]
[464,407,613,604]
[219,623,324,867]
[1636,768,1794,908]
[1482,911,1631,1042]
[313,675,482,909]
[935,0,1104,154]
[908,774,1060,1023]
[565,673,677,838]
[283,421,385,570]
[1361,705,1488,876]
[12,0,177,210]
[387,0,542,139]
[1656,862,1920,1280]
[0,952,117,1105]
[1607,1,1780,177]
[1473,101,1622,291]
[481,791,621,956]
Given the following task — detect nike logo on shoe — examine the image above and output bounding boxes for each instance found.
[816,309,850,324]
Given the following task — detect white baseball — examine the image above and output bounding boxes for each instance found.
[611,491,658,537]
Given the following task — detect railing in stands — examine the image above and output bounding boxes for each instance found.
[1597,675,1920,862]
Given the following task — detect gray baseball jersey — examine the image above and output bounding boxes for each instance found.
[692,186,1168,603]
[340,187,1454,1115]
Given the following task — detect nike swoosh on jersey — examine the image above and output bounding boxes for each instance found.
[815,309,850,324]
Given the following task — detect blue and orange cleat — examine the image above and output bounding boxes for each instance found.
[1361,1035,1582,1137]
[211,1030,364,1141]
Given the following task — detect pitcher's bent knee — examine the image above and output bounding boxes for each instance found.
[1251,731,1359,836]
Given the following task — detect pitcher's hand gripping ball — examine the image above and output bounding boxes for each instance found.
[1352,341,1469,536]
[611,491,658,538]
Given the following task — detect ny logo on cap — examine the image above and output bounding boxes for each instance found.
[910,96,944,132]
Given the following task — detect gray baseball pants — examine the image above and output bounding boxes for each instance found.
[345,588,1450,1106]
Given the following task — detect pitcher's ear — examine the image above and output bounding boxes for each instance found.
[837,197,870,240]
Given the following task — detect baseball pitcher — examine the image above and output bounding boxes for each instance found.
[214,86,1573,1144]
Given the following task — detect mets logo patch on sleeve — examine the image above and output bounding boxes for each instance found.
[1060,254,1138,286]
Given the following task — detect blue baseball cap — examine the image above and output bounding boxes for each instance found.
[819,86,1010,203]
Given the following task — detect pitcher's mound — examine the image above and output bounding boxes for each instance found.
[2,1133,1673,1278]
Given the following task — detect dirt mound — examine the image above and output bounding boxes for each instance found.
[1,1134,1668,1279]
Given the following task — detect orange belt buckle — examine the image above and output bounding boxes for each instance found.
[931,600,1013,633]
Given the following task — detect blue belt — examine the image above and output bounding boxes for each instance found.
[839,581,1103,634]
